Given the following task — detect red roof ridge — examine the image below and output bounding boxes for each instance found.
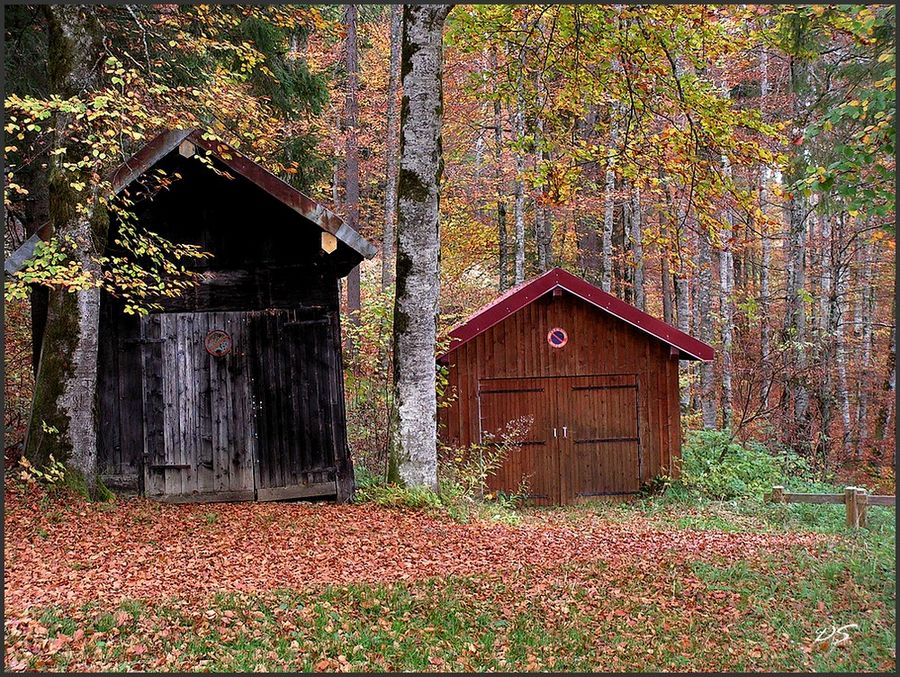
[438,267,714,362]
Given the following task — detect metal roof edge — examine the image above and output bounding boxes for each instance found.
[437,267,715,363]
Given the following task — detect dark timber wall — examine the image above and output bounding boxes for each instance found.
[438,292,682,505]
[96,146,358,502]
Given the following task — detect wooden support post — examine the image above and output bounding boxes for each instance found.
[845,486,859,528]
[856,488,868,528]
[771,485,785,503]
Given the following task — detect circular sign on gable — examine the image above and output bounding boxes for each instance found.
[547,327,568,349]
[205,329,233,357]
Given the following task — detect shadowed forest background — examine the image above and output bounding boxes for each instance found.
[4,4,895,490]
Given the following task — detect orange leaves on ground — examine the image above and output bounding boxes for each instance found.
[3,480,826,617]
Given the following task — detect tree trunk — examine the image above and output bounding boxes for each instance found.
[601,135,615,294]
[783,52,813,457]
[534,116,552,272]
[511,96,526,285]
[719,89,735,430]
[491,49,509,291]
[575,109,601,284]
[697,225,716,429]
[630,184,645,310]
[25,6,105,496]
[343,5,361,336]
[853,239,875,458]
[381,3,402,290]
[390,3,451,491]
[873,303,895,447]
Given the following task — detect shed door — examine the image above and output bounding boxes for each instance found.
[140,312,257,501]
[248,310,341,501]
[477,377,560,505]
[477,374,642,505]
[558,374,641,500]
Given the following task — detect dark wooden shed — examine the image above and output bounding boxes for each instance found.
[437,268,714,505]
[93,129,375,502]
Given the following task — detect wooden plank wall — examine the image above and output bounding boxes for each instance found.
[248,308,341,501]
[97,148,358,500]
[438,293,683,487]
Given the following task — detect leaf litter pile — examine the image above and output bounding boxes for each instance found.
[4,482,895,672]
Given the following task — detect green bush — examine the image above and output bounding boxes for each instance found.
[677,430,811,500]
[353,480,445,511]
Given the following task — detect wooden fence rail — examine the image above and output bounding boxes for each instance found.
[765,486,896,528]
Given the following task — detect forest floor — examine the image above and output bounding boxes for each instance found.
[3,479,895,672]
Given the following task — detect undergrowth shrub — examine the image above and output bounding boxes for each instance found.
[676,429,814,500]
[353,419,531,524]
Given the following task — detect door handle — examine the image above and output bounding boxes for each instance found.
[563,426,568,438]
[553,427,558,438]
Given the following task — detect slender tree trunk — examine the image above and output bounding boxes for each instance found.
[784,52,813,457]
[873,303,896,447]
[25,6,105,496]
[630,184,645,310]
[381,3,402,290]
[757,43,772,371]
[575,109,601,283]
[534,116,552,272]
[511,96,526,284]
[697,225,716,429]
[719,177,735,430]
[390,3,451,490]
[659,174,674,325]
[343,5,362,338]
[601,131,615,294]
[718,80,735,429]
[661,252,674,325]
[853,239,875,458]
[491,49,509,291]
[831,215,852,457]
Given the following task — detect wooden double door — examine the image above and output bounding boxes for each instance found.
[478,374,642,505]
[139,309,345,502]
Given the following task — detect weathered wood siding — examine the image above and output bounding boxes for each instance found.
[438,292,682,504]
[96,146,355,501]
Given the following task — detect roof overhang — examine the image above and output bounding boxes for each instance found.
[438,268,715,363]
[5,128,376,275]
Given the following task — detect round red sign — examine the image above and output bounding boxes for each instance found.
[205,329,233,357]
[547,327,568,348]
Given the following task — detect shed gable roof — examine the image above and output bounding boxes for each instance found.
[439,268,715,362]
[5,128,376,275]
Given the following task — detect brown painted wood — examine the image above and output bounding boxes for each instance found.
[439,292,684,505]
[478,377,560,505]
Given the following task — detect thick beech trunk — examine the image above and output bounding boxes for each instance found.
[25,6,105,495]
[390,4,452,490]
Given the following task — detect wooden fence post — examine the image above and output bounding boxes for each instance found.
[845,486,859,528]
[856,488,868,528]
[771,486,785,503]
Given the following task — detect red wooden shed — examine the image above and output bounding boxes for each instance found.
[437,268,714,505]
